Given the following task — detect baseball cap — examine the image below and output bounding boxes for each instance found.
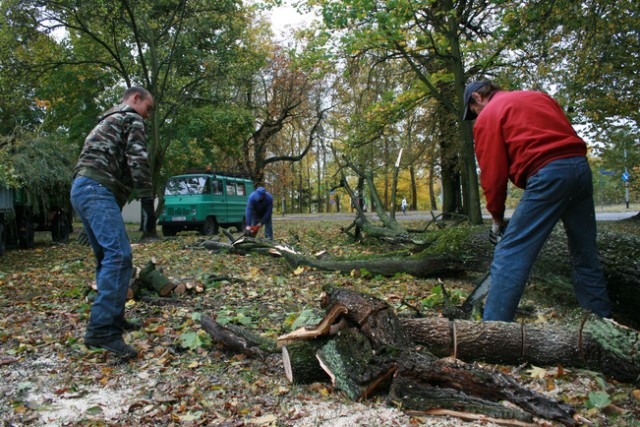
[463,81,490,121]
[256,187,266,195]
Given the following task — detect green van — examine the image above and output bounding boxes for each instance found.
[158,173,254,236]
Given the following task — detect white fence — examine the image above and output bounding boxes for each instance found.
[121,199,157,224]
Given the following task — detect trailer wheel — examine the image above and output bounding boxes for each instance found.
[51,211,70,243]
[0,223,6,256]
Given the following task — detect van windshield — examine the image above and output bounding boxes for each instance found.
[165,176,208,196]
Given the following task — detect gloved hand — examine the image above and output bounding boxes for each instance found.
[141,198,156,233]
[245,224,260,237]
[489,220,508,245]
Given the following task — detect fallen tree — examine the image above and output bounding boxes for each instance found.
[209,224,640,328]
[200,286,640,425]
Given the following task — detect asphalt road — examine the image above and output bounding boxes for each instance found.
[273,209,638,222]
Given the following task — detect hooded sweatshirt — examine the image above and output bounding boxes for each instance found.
[74,103,153,207]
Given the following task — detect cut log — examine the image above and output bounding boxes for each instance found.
[282,340,330,384]
[400,316,640,384]
[320,286,413,350]
[280,307,336,384]
[315,326,381,401]
[138,260,175,296]
[389,371,536,425]
[203,286,638,425]
[390,353,576,425]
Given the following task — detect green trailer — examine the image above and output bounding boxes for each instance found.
[0,187,72,255]
[0,135,75,255]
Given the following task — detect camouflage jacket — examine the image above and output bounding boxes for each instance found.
[74,103,153,207]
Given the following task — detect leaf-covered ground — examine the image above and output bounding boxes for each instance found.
[1,215,639,426]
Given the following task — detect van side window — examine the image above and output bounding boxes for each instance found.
[226,182,236,196]
[166,177,206,195]
[211,180,223,195]
[201,178,211,194]
[196,177,208,194]
[236,183,246,196]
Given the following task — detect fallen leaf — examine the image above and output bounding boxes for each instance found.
[527,365,548,379]
[250,414,277,424]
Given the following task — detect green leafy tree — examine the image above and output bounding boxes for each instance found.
[302,0,527,224]
[1,0,253,222]
[501,0,639,214]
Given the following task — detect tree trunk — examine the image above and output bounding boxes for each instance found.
[277,225,640,328]
[283,286,578,425]
[136,260,176,297]
[400,316,640,384]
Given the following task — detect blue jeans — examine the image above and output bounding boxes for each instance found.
[483,157,611,321]
[71,177,133,342]
[249,214,273,239]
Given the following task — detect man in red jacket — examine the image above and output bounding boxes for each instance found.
[463,80,611,322]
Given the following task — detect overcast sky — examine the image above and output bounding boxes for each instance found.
[267,4,316,40]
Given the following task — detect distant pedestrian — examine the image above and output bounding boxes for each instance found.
[245,186,273,239]
[401,197,408,214]
[463,80,611,322]
[71,86,155,359]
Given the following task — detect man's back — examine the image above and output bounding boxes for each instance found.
[473,90,586,189]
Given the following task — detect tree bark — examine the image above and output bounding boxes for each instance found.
[136,260,176,297]
[200,286,640,425]
[400,316,640,384]
[305,287,578,425]
[200,314,273,359]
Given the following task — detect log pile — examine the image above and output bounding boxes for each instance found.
[130,259,203,298]
[200,285,640,425]
[276,286,579,426]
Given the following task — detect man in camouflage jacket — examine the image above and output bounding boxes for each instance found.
[71,86,155,359]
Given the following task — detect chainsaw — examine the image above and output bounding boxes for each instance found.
[228,224,262,245]
[461,271,491,314]
[245,224,261,237]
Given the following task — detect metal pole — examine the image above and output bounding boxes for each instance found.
[624,146,629,209]
[600,173,604,212]
[626,181,630,209]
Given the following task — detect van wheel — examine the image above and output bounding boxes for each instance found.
[162,224,178,236]
[201,217,218,235]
